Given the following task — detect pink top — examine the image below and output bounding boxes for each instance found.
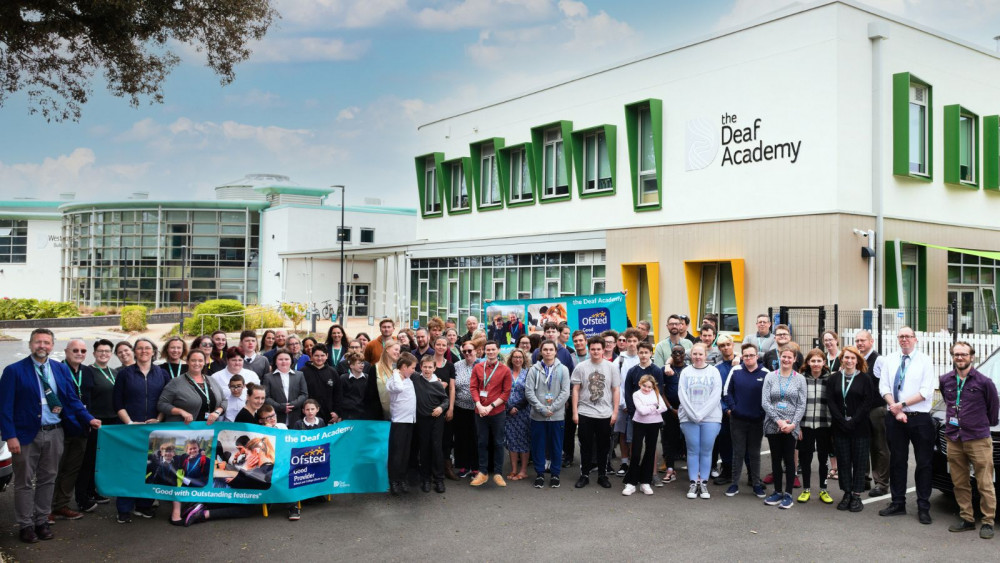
[632,389,668,424]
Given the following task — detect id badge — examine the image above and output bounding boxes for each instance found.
[949,416,960,427]
[776,401,789,411]
[480,390,488,398]
[545,392,554,405]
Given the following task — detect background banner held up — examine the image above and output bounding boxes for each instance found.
[484,292,628,344]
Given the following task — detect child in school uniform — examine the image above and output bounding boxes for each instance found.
[256,404,296,520]
[386,353,417,495]
[413,355,450,493]
[293,399,327,429]
[221,374,246,421]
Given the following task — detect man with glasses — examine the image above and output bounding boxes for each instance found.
[722,343,769,498]
[940,342,999,539]
[653,315,692,368]
[854,330,888,496]
[878,327,937,525]
[762,325,803,372]
[50,339,96,521]
[742,314,776,356]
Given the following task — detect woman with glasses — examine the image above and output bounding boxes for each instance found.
[452,342,480,477]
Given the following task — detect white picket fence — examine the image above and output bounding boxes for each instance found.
[841,328,1000,377]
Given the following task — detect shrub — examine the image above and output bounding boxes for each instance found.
[245,306,286,330]
[93,310,106,317]
[0,298,80,320]
[182,299,245,336]
[281,302,308,330]
[121,305,148,332]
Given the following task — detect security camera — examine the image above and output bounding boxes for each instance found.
[852,229,869,237]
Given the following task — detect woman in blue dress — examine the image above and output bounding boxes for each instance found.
[505,348,532,480]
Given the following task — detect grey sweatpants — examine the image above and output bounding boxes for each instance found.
[730,416,763,488]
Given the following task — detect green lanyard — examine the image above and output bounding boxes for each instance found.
[166,363,181,379]
[96,366,116,385]
[187,375,211,404]
[956,375,968,411]
[841,371,857,409]
[68,364,83,396]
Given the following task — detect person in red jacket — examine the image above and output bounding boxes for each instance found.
[469,341,512,487]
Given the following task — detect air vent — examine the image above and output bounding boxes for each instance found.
[911,86,926,104]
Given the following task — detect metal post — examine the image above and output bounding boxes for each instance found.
[179,244,187,329]
[332,185,346,323]
[877,304,883,352]
[833,303,838,334]
[951,299,959,344]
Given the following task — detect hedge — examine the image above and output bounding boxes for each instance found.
[0,298,80,320]
[120,305,148,332]
[182,300,246,336]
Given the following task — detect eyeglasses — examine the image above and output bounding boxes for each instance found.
[898,335,915,340]
[775,333,790,338]
[229,384,244,389]
[68,349,87,353]
[259,413,277,421]
[952,353,971,358]
[199,343,213,348]
[462,349,474,354]
[742,353,758,358]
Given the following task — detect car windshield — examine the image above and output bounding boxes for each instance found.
[976,346,1000,390]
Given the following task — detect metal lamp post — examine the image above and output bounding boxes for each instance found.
[331,185,346,322]
[179,244,188,328]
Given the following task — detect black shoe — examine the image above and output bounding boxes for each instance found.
[617,462,629,476]
[837,493,851,511]
[849,495,863,513]
[420,481,431,493]
[879,503,906,517]
[389,481,401,496]
[713,474,733,486]
[918,510,932,525]
[399,481,410,494]
[434,481,446,494]
[949,520,977,533]
[597,475,612,489]
[116,512,132,524]
[91,494,111,504]
[19,526,38,543]
[575,475,589,488]
[550,476,560,488]
[562,456,573,468]
[981,524,994,539]
[34,523,54,541]
[287,506,300,521]
[132,507,156,519]
[869,486,887,497]
[79,499,99,513]
[534,476,545,488]
[605,462,614,474]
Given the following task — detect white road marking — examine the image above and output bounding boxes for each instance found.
[862,486,916,504]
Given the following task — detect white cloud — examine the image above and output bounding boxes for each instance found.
[558,0,588,19]
[0,148,152,198]
[415,0,556,30]
[224,89,282,108]
[115,118,163,142]
[251,37,371,62]
[275,0,409,29]
[336,106,361,120]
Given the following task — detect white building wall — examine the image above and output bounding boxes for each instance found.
[1,219,63,300]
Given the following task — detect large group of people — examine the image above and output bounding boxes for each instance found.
[1,314,998,544]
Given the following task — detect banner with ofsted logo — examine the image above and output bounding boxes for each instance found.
[483,292,628,345]
[96,421,389,504]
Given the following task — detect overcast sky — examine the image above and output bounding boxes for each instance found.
[2,0,999,207]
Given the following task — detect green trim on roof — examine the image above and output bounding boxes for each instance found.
[571,124,617,200]
[253,185,336,197]
[531,121,573,204]
[498,142,537,208]
[263,204,417,216]
[0,200,64,208]
[442,156,473,215]
[415,153,445,218]
[60,200,269,213]
[470,138,506,212]
[0,212,62,221]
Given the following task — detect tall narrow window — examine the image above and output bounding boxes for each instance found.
[638,106,657,205]
[909,84,928,175]
[583,130,612,193]
[449,161,468,210]
[480,144,501,206]
[543,128,569,197]
[424,157,440,214]
[509,147,532,202]
[697,262,740,334]
[960,113,975,183]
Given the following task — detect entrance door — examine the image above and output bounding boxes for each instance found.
[948,289,976,333]
[349,283,369,317]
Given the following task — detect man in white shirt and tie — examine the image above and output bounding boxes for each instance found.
[878,326,937,525]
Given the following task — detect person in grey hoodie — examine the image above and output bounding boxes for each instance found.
[678,343,723,500]
[525,340,571,489]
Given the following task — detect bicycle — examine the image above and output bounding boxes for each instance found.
[319,299,334,321]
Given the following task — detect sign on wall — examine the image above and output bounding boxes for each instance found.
[483,292,629,345]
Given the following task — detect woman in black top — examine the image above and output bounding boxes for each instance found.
[826,346,873,513]
[301,344,343,423]
[235,384,267,424]
[159,336,188,379]
[432,337,457,480]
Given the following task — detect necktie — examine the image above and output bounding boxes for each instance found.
[245,357,252,363]
[893,355,909,403]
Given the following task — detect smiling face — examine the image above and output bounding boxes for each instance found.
[166,340,184,361]
[29,332,54,362]
[807,354,825,375]
[840,351,858,372]
[115,344,134,366]
[94,344,112,367]
[212,333,228,350]
[248,388,266,410]
[186,443,199,457]
[65,339,87,367]
[187,352,206,375]
[133,341,154,364]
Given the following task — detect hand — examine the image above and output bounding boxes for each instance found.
[797,429,803,440]
[432,407,443,417]
[895,411,908,423]
[89,419,102,429]
[610,413,618,426]
[145,418,159,424]
[285,404,294,413]
[573,414,579,425]
[179,410,193,424]
[887,402,902,415]
[446,408,454,421]
[6,438,20,455]
[207,412,219,425]
[330,413,341,424]
[509,408,518,416]
[731,357,740,367]
[665,367,674,376]
[545,409,553,418]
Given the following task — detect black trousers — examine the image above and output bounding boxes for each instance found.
[578,415,611,477]
[711,415,733,471]
[886,412,934,510]
[661,411,684,468]
[766,433,797,495]
[451,407,478,471]
[798,426,831,489]
[417,415,445,483]
[388,422,414,483]
[625,422,660,485]
[563,400,577,462]
[833,429,870,494]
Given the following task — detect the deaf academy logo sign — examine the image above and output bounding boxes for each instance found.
[685,112,802,171]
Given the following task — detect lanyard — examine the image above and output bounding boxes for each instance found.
[827,356,836,371]
[778,372,795,400]
[483,362,499,389]
[187,375,211,404]
[167,363,181,379]
[330,347,342,365]
[96,366,116,385]
[897,356,910,387]
[543,363,554,390]
[68,364,83,395]
[956,375,969,410]
[841,371,857,408]
[186,456,201,475]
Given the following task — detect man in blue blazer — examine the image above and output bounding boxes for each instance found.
[0,329,100,544]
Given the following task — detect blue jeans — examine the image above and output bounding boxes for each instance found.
[680,421,722,482]
[530,419,565,477]
[116,496,153,515]
[475,412,507,475]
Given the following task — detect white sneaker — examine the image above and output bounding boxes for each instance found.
[711,469,721,478]
[622,484,636,496]
[699,481,711,499]
[640,484,654,495]
[686,481,698,499]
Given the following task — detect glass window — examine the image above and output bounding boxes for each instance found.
[0,220,28,264]
[697,262,741,334]
[360,228,374,244]
[542,127,569,198]
[449,161,468,210]
[424,157,440,214]
[480,144,501,206]
[583,130,612,192]
[909,84,929,175]
[509,147,532,202]
[637,106,657,205]
[959,113,975,183]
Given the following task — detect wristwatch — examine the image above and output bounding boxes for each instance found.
[900,401,907,408]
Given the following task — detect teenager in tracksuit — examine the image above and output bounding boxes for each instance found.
[722,342,769,498]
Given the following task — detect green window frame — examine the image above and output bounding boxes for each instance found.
[470,138,505,211]
[443,156,473,215]
[624,99,663,211]
[985,115,1000,191]
[944,104,979,188]
[892,72,933,180]
[530,121,573,203]
[498,142,537,207]
[571,125,616,199]
[414,152,445,218]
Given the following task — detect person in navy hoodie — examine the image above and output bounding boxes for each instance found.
[0,329,99,544]
[722,342,769,499]
[112,337,170,524]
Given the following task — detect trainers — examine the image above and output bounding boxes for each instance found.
[640,484,654,495]
[661,470,677,484]
[91,495,110,504]
[698,482,711,499]
[711,468,721,478]
[456,467,470,478]
[779,493,794,509]
[764,492,783,506]
[849,495,863,512]
[470,473,489,487]
[116,512,132,524]
[725,484,740,497]
[534,476,545,489]
[981,524,995,539]
[617,462,629,476]
[182,504,205,527]
[288,506,300,521]
[492,474,507,487]
[797,490,810,503]
[622,484,637,496]
[575,475,590,488]
[763,473,774,484]
[686,481,699,499]
[819,490,834,504]
[597,476,612,489]
[550,476,560,488]
[132,507,156,519]
[753,484,767,498]
[79,500,99,513]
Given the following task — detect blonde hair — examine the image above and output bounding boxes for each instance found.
[637,374,662,403]
[246,437,274,464]
[376,339,400,381]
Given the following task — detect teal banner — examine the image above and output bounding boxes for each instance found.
[483,292,628,345]
[96,421,389,504]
